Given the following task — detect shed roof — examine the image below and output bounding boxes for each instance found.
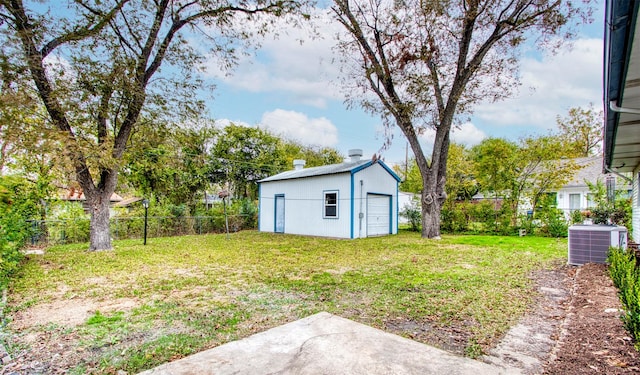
[259,159,401,183]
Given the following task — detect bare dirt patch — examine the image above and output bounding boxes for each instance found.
[543,263,640,374]
[9,297,139,330]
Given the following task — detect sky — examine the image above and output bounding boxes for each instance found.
[200,2,606,167]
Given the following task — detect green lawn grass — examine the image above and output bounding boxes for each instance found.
[5,230,566,373]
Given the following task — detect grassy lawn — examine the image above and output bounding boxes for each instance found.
[4,230,566,373]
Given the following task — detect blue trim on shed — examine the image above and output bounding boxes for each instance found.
[389,194,393,234]
[350,174,355,239]
[395,181,399,233]
[274,194,285,233]
[365,192,393,236]
[257,183,261,231]
[378,161,402,182]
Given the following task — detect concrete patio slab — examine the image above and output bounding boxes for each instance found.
[139,312,520,375]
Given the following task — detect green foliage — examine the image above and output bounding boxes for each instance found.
[585,180,632,227]
[122,122,217,210]
[533,194,568,238]
[536,209,568,238]
[556,104,604,157]
[472,138,518,198]
[569,209,583,225]
[445,143,478,201]
[608,247,640,348]
[397,158,424,194]
[280,142,344,168]
[239,199,258,229]
[0,176,40,289]
[210,124,287,200]
[400,196,422,231]
[47,202,90,244]
[440,201,467,233]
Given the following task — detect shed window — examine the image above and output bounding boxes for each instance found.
[324,191,338,218]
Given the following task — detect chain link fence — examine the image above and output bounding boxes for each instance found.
[25,214,255,247]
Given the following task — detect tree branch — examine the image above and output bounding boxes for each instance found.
[41,0,129,58]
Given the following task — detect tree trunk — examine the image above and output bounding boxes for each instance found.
[86,188,113,251]
[421,188,442,239]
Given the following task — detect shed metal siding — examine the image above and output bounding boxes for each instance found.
[352,163,398,238]
[259,161,398,239]
[259,173,352,238]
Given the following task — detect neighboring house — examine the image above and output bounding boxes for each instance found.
[604,0,640,239]
[113,197,144,212]
[468,157,629,217]
[550,157,630,217]
[57,187,124,217]
[258,149,401,238]
[60,187,123,210]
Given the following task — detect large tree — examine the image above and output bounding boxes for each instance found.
[333,0,591,238]
[210,124,287,199]
[556,103,603,157]
[123,120,217,207]
[0,0,304,250]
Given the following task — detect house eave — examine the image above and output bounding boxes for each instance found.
[604,0,640,173]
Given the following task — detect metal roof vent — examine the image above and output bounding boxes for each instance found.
[293,159,306,170]
[348,149,363,162]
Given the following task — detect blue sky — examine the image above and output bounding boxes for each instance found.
[201,3,606,166]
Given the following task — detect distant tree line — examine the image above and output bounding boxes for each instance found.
[396,108,615,236]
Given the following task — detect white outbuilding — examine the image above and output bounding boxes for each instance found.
[258,149,401,238]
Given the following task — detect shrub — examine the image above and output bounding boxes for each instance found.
[239,199,258,229]
[0,176,39,289]
[47,202,90,244]
[569,209,584,225]
[608,247,640,348]
[400,196,422,232]
[441,202,467,233]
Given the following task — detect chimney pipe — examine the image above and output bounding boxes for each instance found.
[293,159,306,170]
[348,149,363,162]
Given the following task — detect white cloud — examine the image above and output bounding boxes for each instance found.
[474,38,603,131]
[202,10,343,108]
[260,109,339,146]
[213,118,251,128]
[416,122,486,151]
[451,122,487,146]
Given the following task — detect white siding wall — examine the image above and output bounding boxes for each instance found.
[556,187,591,216]
[259,173,353,238]
[633,166,640,241]
[353,163,398,238]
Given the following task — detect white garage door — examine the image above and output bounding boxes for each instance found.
[367,194,391,237]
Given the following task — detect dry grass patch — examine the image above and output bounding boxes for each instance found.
[1,231,566,373]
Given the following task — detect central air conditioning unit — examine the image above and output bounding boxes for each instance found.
[568,225,628,266]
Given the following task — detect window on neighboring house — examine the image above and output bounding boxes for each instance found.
[587,193,595,208]
[324,191,338,218]
[569,193,581,211]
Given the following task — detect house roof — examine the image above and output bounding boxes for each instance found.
[259,159,401,183]
[61,187,123,202]
[603,0,640,173]
[113,197,143,207]
[564,156,606,187]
